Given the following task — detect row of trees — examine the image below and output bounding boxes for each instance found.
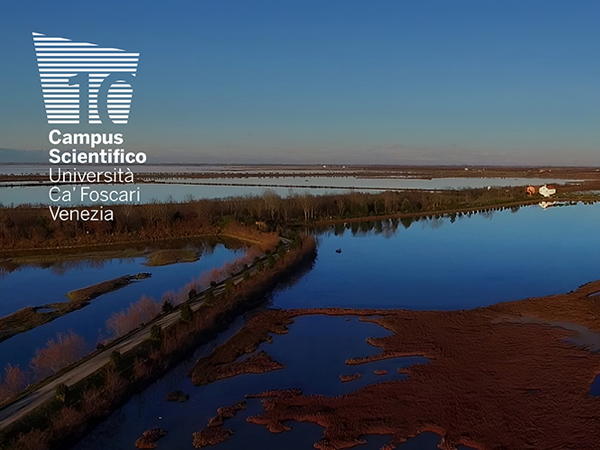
[0,243,274,404]
[105,245,268,339]
[0,187,530,250]
[0,224,280,406]
[2,235,317,450]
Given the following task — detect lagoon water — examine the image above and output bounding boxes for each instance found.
[0,242,243,369]
[272,202,600,310]
[75,315,430,450]
[1,203,599,370]
[71,202,599,449]
[0,176,571,206]
[0,183,355,206]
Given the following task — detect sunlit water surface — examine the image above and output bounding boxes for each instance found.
[0,242,243,369]
[73,203,598,449]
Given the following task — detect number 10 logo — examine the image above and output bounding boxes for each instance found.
[32,32,140,125]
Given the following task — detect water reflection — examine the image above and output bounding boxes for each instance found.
[321,205,521,238]
[71,202,600,449]
[0,175,576,206]
[282,203,600,310]
[0,241,244,369]
[75,315,422,450]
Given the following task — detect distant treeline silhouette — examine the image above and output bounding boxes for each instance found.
[0,187,531,250]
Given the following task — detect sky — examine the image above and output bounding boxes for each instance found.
[1,0,599,165]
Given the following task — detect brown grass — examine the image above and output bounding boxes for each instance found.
[0,307,64,343]
[189,310,292,385]
[67,273,150,302]
[134,428,167,449]
[257,287,600,448]
[185,281,600,449]
[144,249,199,266]
[339,373,361,383]
[193,401,246,448]
[0,273,151,344]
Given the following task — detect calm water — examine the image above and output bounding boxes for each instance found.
[0,176,572,206]
[0,242,243,369]
[0,183,358,206]
[1,203,597,370]
[72,202,600,449]
[76,315,430,450]
[272,203,600,310]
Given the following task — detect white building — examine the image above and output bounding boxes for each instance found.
[539,185,556,198]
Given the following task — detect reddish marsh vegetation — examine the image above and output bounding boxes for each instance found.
[192,401,247,448]
[134,428,167,449]
[339,373,361,383]
[188,283,600,449]
[190,309,293,385]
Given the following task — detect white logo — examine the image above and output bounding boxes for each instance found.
[32,32,140,125]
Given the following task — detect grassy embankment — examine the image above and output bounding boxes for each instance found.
[0,234,316,450]
[144,248,199,266]
[0,273,150,343]
[0,227,277,361]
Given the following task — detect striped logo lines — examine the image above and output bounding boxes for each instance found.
[32,32,140,125]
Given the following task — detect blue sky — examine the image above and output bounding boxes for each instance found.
[1,0,599,164]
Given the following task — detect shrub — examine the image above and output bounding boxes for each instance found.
[106,296,161,337]
[30,331,86,379]
[0,364,27,402]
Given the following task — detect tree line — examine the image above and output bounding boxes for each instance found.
[0,187,531,250]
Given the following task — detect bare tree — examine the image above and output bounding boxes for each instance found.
[30,331,86,379]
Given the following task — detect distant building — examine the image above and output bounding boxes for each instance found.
[526,186,536,195]
[539,185,556,198]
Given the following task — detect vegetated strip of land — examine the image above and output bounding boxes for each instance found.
[0,235,316,450]
[1,185,588,254]
[0,236,241,272]
[67,273,150,302]
[144,248,199,266]
[187,281,600,450]
[3,164,600,184]
[0,273,150,343]
[0,220,278,257]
